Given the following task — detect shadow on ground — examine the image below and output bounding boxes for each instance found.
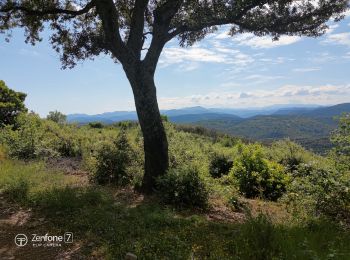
[1,186,349,259]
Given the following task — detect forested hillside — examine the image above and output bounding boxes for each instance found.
[182,104,350,153]
[193,115,335,153]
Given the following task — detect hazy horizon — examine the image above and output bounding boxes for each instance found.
[66,103,338,116]
[11,99,343,117]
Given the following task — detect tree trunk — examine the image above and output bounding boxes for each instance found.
[125,64,169,194]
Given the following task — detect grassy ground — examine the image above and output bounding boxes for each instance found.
[1,160,350,259]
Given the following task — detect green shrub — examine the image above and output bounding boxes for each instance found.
[209,153,233,178]
[174,124,219,139]
[218,135,239,147]
[0,113,81,159]
[93,131,133,185]
[113,121,138,129]
[285,163,350,225]
[228,195,247,212]
[57,134,82,157]
[0,80,28,126]
[46,110,67,124]
[317,173,350,224]
[156,166,209,209]
[0,113,43,159]
[43,121,83,158]
[269,139,313,172]
[161,114,169,122]
[231,144,289,201]
[330,113,350,171]
[88,122,104,128]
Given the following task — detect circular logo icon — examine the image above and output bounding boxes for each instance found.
[15,234,28,247]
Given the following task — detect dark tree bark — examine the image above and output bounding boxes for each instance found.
[124,63,169,194]
[94,0,170,193]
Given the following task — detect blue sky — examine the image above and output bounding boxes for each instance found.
[0,11,350,116]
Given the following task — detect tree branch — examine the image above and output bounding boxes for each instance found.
[127,0,149,59]
[95,0,134,66]
[143,0,183,73]
[168,0,348,41]
[0,1,96,18]
[167,0,270,40]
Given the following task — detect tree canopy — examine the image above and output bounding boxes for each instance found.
[1,0,348,70]
[0,80,27,126]
[47,110,67,124]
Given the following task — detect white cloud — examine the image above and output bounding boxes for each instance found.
[343,9,350,18]
[159,46,254,69]
[158,84,350,109]
[244,74,285,84]
[160,47,224,64]
[309,52,336,63]
[19,48,40,57]
[323,32,350,47]
[215,31,230,40]
[219,82,242,89]
[293,67,321,73]
[231,34,301,49]
[258,57,295,65]
[276,85,349,97]
[179,62,200,72]
[325,24,339,34]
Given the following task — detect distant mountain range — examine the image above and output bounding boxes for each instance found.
[67,104,325,123]
[67,103,350,153]
[174,103,350,153]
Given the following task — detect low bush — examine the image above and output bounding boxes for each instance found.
[231,144,289,201]
[209,153,233,178]
[56,134,82,157]
[0,113,84,159]
[113,121,138,129]
[317,173,350,225]
[330,113,350,171]
[161,114,169,122]
[284,163,350,225]
[46,110,67,124]
[218,135,239,147]
[269,139,313,172]
[174,124,219,140]
[92,131,133,185]
[156,166,209,209]
[88,122,104,128]
[228,195,247,212]
[0,113,43,159]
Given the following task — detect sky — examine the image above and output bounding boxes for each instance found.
[0,11,350,116]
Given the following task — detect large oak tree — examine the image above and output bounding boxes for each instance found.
[1,0,348,193]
